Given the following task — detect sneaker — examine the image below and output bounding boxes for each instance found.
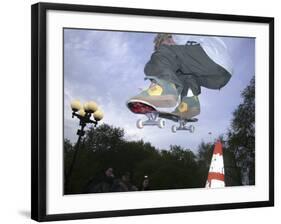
[127,76,179,108]
[172,96,200,119]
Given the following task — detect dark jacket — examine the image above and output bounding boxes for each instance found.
[84,175,115,193]
[144,43,231,96]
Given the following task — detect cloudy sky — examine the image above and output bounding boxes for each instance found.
[64,29,255,152]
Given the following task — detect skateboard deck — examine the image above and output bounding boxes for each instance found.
[127,100,198,132]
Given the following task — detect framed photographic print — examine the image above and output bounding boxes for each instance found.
[31,2,274,222]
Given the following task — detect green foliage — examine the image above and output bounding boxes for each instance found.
[64,125,203,193]
[227,77,255,185]
[64,139,74,179]
[85,124,124,152]
[196,141,213,186]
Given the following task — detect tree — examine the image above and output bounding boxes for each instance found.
[134,145,201,190]
[196,141,213,186]
[227,77,255,185]
[84,124,124,152]
[64,126,203,193]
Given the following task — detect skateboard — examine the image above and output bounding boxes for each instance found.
[127,100,198,133]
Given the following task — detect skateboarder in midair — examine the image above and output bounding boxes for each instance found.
[127,33,232,120]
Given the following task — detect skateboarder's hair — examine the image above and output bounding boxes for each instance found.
[154,33,173,51]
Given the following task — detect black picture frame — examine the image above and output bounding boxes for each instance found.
[31,2,274,222]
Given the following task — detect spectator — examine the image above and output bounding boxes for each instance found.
[83,167,115,193]
[116,172,138,192]
[140,175,150,191]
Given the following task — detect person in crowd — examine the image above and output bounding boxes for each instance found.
[116,172,138,192]
[140,175,150,191]
[83,167,115,193]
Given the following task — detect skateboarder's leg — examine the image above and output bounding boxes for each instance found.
[172,95,200,119]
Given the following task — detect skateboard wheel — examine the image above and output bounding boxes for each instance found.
[136,119,144,129]
[171,125,177,133]
[158,119,165,128]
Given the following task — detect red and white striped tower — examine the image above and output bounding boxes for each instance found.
[205,140,225,188]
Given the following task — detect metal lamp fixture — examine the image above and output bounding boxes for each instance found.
[65,100,104,192]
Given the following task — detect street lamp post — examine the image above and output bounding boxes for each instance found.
[65,100,104,193]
